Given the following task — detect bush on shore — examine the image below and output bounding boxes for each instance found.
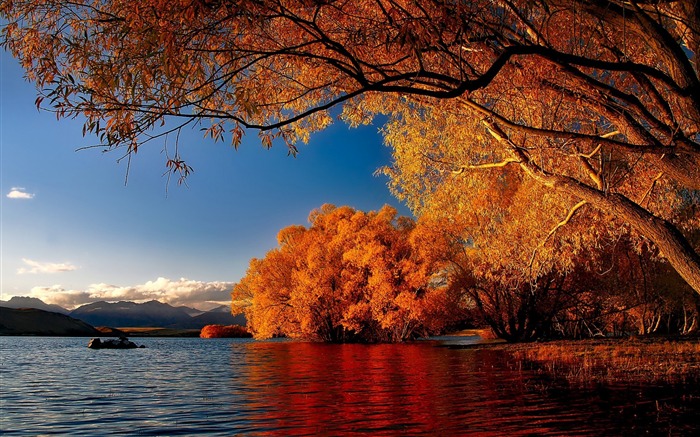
[200,324,252,338]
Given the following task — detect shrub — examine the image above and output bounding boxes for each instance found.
[200,324,252,338]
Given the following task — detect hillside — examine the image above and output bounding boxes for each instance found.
[0,296,69,314]
[0,307,101,336]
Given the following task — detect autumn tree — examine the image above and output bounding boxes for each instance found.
[596,238,698,336]
[231,205,465,342]
[429,224,700,341]
[415,208,697,341]
[415,212,606,342]
[2,1,700,292]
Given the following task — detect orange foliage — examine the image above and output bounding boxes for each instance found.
[200,324,251,339]
[417,211,698,342]
[232,205,466,342]
[2,1,700,292]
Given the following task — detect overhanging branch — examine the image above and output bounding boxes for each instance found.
[528,200,588,270]
[451,157,520,174]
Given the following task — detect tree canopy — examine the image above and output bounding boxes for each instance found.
[2,0,700,292]
[231,204,465,342]
[427,210,698,341]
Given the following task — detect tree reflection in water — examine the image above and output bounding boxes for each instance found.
[233,340,700,435]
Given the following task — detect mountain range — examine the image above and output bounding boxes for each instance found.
[0,297,245,329]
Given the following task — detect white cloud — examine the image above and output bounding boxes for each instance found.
[27,286,92,309]
[17,258,79,274]
[6,187,35,199]
[26,277,234,310]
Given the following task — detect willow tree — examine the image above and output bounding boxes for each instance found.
[232,205,462,342]
[2,1,700,291]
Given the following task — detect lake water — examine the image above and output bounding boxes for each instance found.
[1,336,699,435]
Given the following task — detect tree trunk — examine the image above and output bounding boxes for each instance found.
[486,121,700,296]
[539,174,700,296]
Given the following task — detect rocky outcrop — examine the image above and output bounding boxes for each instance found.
[87,336,145,349]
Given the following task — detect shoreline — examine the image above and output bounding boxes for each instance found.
[474,336,700,385]
[104,327,201,337]
[4,330,699,383]
[0,327,202,337]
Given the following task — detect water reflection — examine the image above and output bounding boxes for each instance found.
[244,342,447,434]
[233,339,700,436]
[1,337,698,435]
[238,341,592,435]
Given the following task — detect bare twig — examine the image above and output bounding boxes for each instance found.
[639,172,664,205]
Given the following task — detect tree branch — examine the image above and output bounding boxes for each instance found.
[461,98,674,155]
[451,157,520,174]
[527,199,588,271]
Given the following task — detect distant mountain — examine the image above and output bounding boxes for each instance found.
[188,310,247,329]
[0,307,100,336]
[68,300,245,329]
[1,297,246,330]
[0,296,69,314]
[208,304,233,313]
[178,306,206,317]
[70,300,193,328]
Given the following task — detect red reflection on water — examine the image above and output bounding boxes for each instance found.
[237,341,558,436]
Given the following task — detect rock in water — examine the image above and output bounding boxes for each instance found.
[87,336,145,349]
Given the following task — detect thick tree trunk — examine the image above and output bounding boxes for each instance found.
[656,153,700,190]
[485,121,700,295]
[538,174,700,295]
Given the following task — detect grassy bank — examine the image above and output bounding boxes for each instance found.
[494,337,700,385]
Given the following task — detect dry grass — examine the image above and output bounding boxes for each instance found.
[502,337,700,385]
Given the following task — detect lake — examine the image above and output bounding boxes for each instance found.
[1,336,698,435]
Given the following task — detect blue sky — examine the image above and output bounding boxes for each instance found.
[0,49,410,310]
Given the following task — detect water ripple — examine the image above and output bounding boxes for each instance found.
[1,337,699,435]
